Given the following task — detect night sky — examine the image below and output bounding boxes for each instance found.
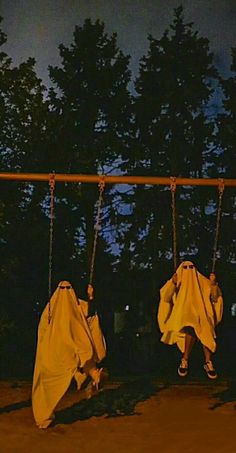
[1,0,236,86]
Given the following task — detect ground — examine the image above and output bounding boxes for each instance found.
[0,378,235,453]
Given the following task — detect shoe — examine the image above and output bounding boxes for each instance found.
[91,368,108,391]
[204,361,218,379]
[178,358,188,377]
[74,370,87,390]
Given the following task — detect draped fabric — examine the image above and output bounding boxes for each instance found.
[157,262,223,353]
[32,281,106,428]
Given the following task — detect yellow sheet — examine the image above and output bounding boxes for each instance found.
[32,281,106,428]
[157,261,223,353]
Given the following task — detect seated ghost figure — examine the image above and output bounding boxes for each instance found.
[32,281,106,429]
[157,261,223,379]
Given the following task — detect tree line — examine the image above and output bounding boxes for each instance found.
[0,6,236,376]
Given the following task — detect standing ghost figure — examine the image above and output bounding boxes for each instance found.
[157,261,223,379]
[32,281,106,429]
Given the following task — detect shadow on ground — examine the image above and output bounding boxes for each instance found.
[209,380,236,410]
[0,381,31,414]
[0,399,31,414]
[55,378,165,425]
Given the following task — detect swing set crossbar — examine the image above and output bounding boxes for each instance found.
[1,172,236,186]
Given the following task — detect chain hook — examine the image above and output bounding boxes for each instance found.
[170,176,176,193]
[98,175,105,194]
[218,178,224,196]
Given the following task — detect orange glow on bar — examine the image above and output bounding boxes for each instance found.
[0,172,236,186]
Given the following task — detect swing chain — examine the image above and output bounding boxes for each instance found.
[89,177,105,285]
[170,177,177,272]
[212,178,224,273]
[48,173,55,324]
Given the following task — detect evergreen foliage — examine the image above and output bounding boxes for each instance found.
[0,9,235,377]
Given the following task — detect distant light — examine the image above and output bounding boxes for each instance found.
[135,333,140,337]
[231,303,236,317]
[125,305,129,311]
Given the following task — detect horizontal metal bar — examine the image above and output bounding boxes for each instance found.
[0,172,236,187]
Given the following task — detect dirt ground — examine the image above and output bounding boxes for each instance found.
[0,378,235,453]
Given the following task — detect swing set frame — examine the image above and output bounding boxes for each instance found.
[1,171,235,309]
[1,172,236,186]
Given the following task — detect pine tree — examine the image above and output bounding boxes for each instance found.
[117,6,219,303]
[215,48,236,303]
[0,16,49,319]
[46,19,133,281]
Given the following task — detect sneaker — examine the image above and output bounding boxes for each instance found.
[178,358,188,377]
[204,361,218,379]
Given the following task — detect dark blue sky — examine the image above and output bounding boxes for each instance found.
[1,0,236,85]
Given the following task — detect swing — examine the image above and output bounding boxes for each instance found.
[48,173,55,323]
[211,179,224,273]
[170,177,177,271]
[89,177,105,285]
[169,177,225,274]
[47,174,105,322]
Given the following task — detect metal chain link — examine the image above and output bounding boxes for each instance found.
[170,176,177,271]
[48,173,55,323]
[89,177,105,285]
[212,178,224,273]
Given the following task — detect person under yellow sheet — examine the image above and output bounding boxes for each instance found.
[32,281,106,429]
[157,261,223,379]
